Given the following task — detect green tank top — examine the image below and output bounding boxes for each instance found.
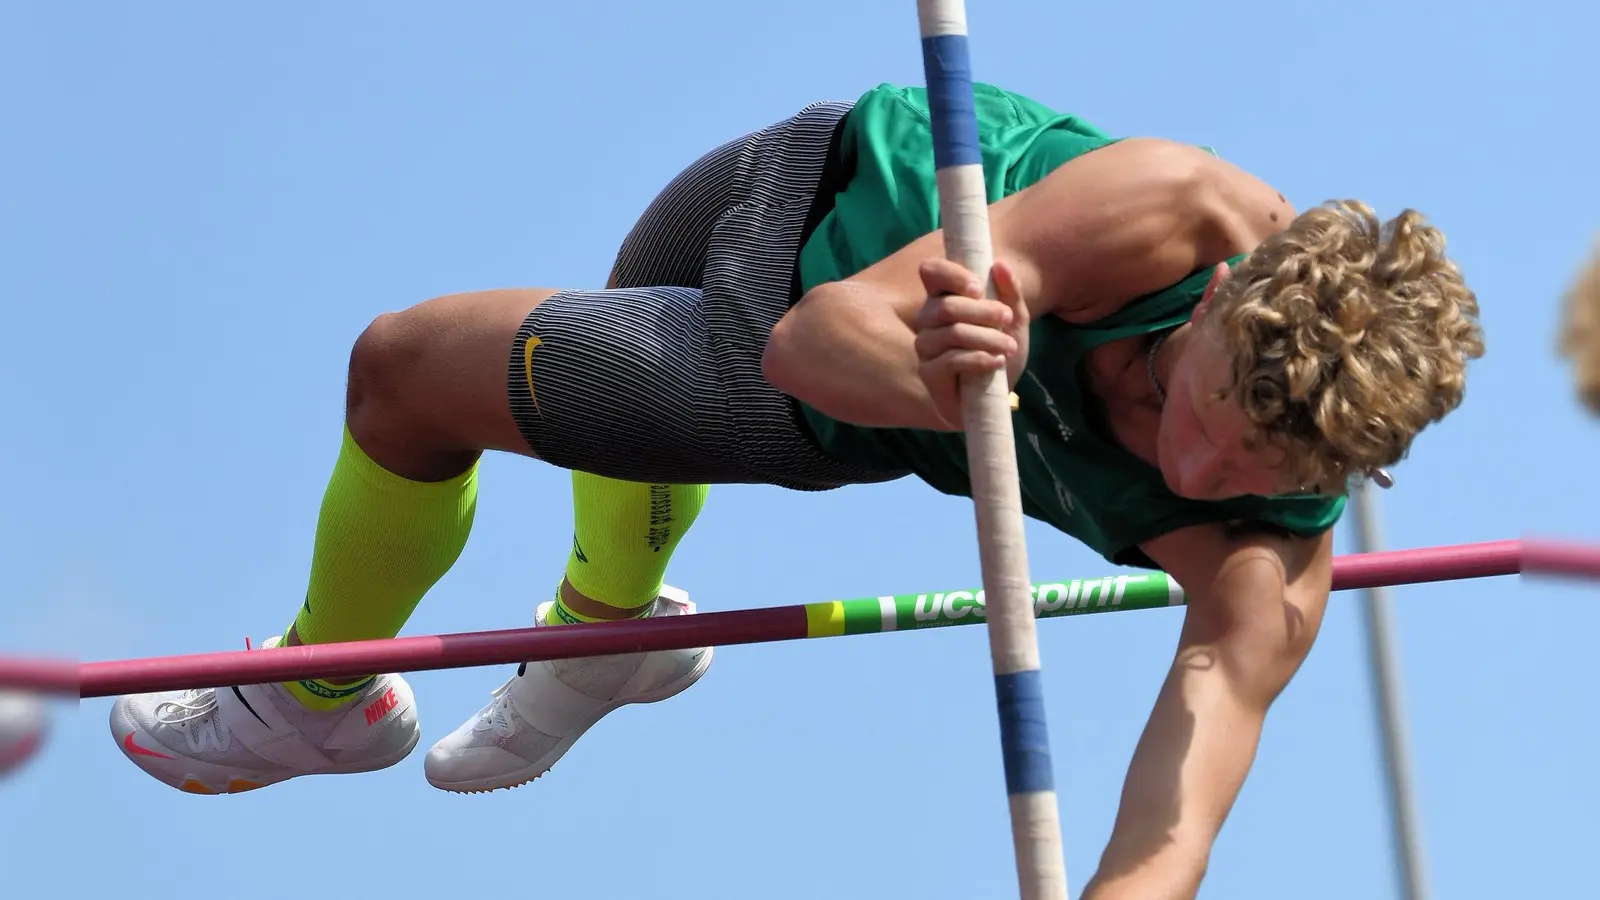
[795,83,1345,568]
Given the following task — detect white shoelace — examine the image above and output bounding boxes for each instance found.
[154,689,231,753]
[475,681,518,739]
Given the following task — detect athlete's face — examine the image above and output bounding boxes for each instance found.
[1154,275,1297,502]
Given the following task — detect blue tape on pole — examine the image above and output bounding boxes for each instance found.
[994,670,1055,795]
[920,34,981,170]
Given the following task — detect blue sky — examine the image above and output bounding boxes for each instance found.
[2,2,1596,897]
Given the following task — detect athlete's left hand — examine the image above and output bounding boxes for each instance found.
[912,257,1031,429]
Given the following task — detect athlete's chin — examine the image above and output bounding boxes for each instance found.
[1154,438,1187,497]
[1157,460,1193,499]
[1167,478,1209,501]
[1158,459,1213,501]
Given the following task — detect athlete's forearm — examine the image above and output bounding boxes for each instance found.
[764,280,947,430]
[1084,567,1323,899]
[1081,639,1271,900]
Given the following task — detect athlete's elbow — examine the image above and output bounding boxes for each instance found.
[765,283,937,428]
[1209,593,1320,710]
[764,283,850,404]
[762,308,811,401]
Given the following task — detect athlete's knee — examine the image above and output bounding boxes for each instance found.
[341,305,489,479]
[342,288,560,473]
[346,308,427,417]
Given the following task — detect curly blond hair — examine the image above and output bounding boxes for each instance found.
[1558,235,1600,416]
[1205,200,1486,494]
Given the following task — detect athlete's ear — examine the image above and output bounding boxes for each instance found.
[1193,261,1231,321]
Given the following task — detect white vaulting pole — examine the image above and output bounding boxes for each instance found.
[915,3,1069,898]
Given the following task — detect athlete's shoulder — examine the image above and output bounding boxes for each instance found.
[994,138,1225,315]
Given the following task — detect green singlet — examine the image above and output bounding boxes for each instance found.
[796,82,1345,569]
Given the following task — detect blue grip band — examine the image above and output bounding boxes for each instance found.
[920,34,981,170]
[994,670,1055,795]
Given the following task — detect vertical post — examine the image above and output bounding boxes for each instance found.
[915,3,1067,898]
[1351,482,1430,900]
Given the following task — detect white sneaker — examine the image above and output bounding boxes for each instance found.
[424,586,712,794]
[109,637,420,794]
[0,690,49,778]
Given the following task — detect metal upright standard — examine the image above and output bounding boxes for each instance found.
[1351,484,1431,900]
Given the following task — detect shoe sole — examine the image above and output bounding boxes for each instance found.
[113,724,422,795]
[426,646,714,795]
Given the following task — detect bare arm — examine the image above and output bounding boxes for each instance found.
[1081,522,1335,900]
[763,138,1294,429]
[760,277,934,428]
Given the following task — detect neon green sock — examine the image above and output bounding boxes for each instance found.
[546,473,708,625]
[284,426,478,709]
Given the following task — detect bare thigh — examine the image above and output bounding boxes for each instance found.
[347,287,560,480]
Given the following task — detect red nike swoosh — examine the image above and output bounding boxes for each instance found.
[123,732,174,760]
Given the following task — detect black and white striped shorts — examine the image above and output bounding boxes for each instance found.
[505,100,910,492]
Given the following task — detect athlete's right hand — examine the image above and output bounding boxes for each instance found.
[912,257,1031,430]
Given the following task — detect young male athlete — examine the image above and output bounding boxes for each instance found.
[108,83,1485,898]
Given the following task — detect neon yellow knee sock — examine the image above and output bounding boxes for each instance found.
[284,426,478,709]
[548,473,708,625]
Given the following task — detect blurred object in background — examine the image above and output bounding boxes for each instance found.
[1558,233,1600,416]
[0,691,50,780]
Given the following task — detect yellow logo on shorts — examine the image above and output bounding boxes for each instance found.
[523,335,543,415]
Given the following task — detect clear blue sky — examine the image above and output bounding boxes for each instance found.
[2,2,1596,897]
